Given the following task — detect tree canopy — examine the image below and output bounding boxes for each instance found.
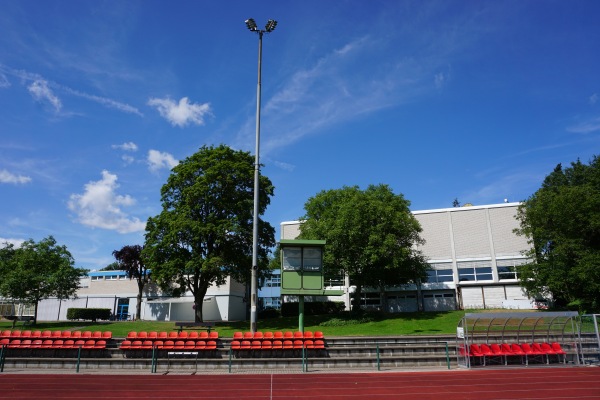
[113,244,148,320]
[299,184,428,310]
[515,156,600,312]
[0,236,87,323]
[143,144,275,321]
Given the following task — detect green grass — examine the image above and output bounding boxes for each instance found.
[0,310,466,337]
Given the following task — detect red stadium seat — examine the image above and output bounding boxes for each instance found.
[71,331,82,338]
[148,332,158,340]
[314,331,324,339]
[63,340,75,349]
[184,341,196,350]
[254,332,264,339]
[10,331,22,338]
[304,340,314,349]
[74,340,86,348]
[92,331,102,339]
[1,330,11,338]
[209,331,218,339]
[31,330,42,338]
[200,332,209,339]
[82,331,92,338]
[251,340,262,350]
[51,331,61,338]
[94,340,106,350]
[314,340,325,349]
[272,340,283,350]
[61,331,72,338]
[137,332,148,339]
[293,331,303,339]
[262,340,273,350]
[52,340,64,349]
[195,340,206,350]
[263,332,274,339]
[177,331,188,339]
[274,332,284,339]
[141,340,153,350]
[243,332,253,339]
[158,332,168,339]
[120,340,132,350]
[162,340,175,350]
[167,332,178,339]
[102,331,112,339]
[41,331,52,338]
[283,331,293,339]
[304,331,314,339]
[469,344,485,365]
[41,340,53,349]
[21,330,32,338]
[206,340,217,350]
[293,340,304,349]
[233,332,243,339]
[31,339,43,349]
[283,340,293,350]
[20,339,32,348]
[83,340,95,349]
[188,332,199,339]
[8,339,22,348]
[230,340,241,350]
[174,340,185,350]
[0,338,10,347]
[130,340,143,350]
[551,342,567,363]
[240,340,251,350]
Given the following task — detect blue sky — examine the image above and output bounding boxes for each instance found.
[1,1,599,270]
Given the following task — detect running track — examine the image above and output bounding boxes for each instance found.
[1,367,599,399]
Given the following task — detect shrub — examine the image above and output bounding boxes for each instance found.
[67,308,111,322]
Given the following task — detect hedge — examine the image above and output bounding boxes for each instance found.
[67,308,111,322]
[281,301,345,317]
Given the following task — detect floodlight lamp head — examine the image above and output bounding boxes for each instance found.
[265,19,278,32]
[245,18,258,31]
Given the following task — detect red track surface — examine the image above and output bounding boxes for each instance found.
[1,367,599,399]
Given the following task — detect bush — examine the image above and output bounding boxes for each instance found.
[258,307,280,319]
[67,308,111,322]
[281,301,345,317]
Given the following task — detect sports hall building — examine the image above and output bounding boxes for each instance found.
[280,202,536,312]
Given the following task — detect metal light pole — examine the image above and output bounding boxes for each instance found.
[246,18,277,333]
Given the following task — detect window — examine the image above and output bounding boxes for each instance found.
[265,277,281,287]
[426,269,454,283]
[91,276,102,281]
[302,247,322,271]
[458,265,493,282]
[105,275,119,280]
[497,266,517,280]
[281,246,322,271]
[282,247,302,271]
[361,292,381,307]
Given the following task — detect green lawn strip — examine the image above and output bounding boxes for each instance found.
[1,310,466,337]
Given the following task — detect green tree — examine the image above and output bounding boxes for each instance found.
[515,156,600,312]
[113,244,148,320]
[143,145,275,322]
[101,262,120,271]
[0,236,87,324]
[299,184,428,311]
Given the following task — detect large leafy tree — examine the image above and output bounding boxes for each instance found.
[515,156,600,312]
[299,184,428,311]
[113,244,148,320]
[0,236,87,324]
[143,144,275,322]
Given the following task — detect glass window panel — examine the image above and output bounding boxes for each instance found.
[303,247,322,271]
[282,247,302,271]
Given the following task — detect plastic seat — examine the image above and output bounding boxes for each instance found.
[83,340,96,349]
[52,340,64,349]
[148,332,158,340]
[314,340,325,349]
[31,339,43,349]
[254,332,264,339]
[230,340,241,350]
[178,331,188,339]
[51,331,62,338]
[469,344,485,365]
[168,332,178,339]
[31,330,42,338]
[273,331,284,339]
[9,339,22,348]
[240,340,251,350]
[490,344,506,364]
[102,331,112,339]
[91,331,102,339]
[304,331,314,339]
[94,340,107,349]
[62,331,72,338]
[11,331,22,338]
[184,340,196,350]
[272,340,283,350]
[200,331,209,339]
[262,340,273,350]
[532,343,550,364]
[137,332,148,339]
[209,331,218,339]
[263,332,274,339]
[294,331,304,339]
[195,340,206,350]
[283,331,294,339]
[0,338,10,347]
[21,330,32,338]
[243,332,253,339]
[174,340,185,350]
[206,340,217,350]
[162,340,175,350]
[158,332,168,339]
[63,340,75,349]
[74,340,86,348]
[130,340,143,350]
[283,340,294,350]
[141,340,153,350]
[251,340,262,350]
[233,332,243,339]
[120,340,132,350]
[1,330,11,338]
[304,340,315,349]
[551,342,567,363]
[293,340,304,349]
[41,340,53,349]
[71,331,82,338]
[20,339,32,348]
[314,331,324,339]
[41,331,52,338]
[188,332,199,339]
[82,331,92,338]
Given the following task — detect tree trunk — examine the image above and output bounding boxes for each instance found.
[193,285,209,322]
[352,285,362,313]
[136,280,144,320]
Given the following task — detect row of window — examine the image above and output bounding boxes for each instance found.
[90,275,123,281]
[426,264,519,283]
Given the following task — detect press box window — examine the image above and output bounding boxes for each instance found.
[282,247,322,271]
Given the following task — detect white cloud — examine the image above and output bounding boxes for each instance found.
[567,117,600,134]
[147,150,178,172]
[64,87,143,116]
[0,73,10,88]
[68,170,146,234]
[0,169,32,184]
[27,79,62,112]
[590,93,598,105]
[147,97,211,127]
[0,238,25,248]
[112,142,138,151]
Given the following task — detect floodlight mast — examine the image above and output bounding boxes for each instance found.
[246,18,277,333]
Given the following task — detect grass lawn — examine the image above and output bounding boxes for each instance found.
[1,310,466,337]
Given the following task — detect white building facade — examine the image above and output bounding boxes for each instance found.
[280,202,536,312]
